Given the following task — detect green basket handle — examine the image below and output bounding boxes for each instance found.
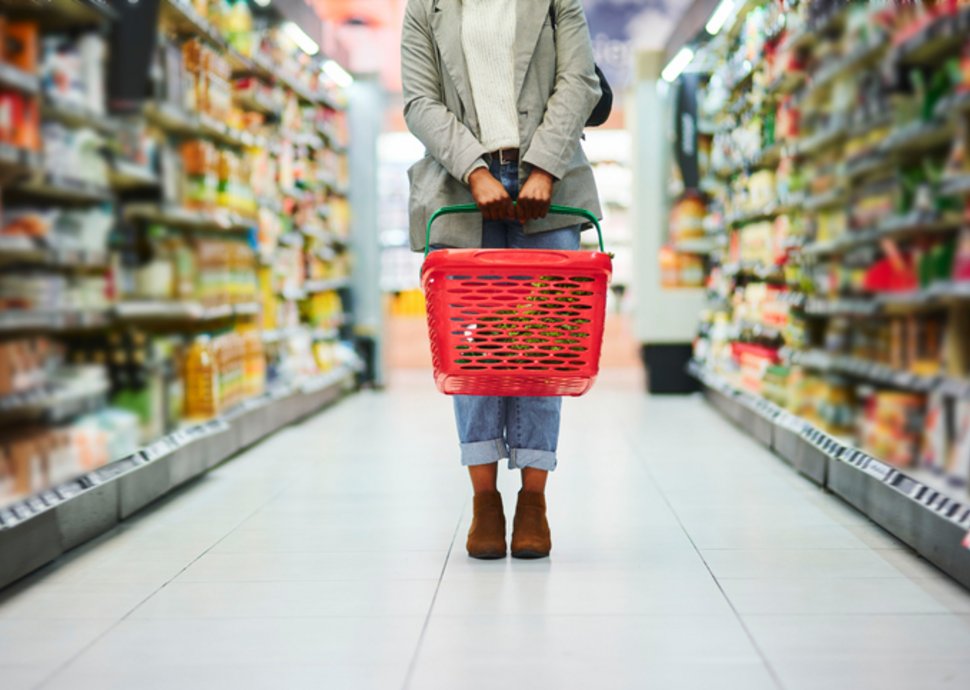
[424,203,604,257]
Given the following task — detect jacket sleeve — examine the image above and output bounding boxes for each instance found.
[522,0,601,180]
[401,0,488,183]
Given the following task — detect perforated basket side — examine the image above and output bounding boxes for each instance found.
[422,249,612,397]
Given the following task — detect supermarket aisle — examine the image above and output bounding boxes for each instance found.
[2,372,970,690]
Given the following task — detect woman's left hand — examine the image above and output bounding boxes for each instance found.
[516,168,555,222]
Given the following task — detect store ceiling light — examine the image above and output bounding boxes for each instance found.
[323,59,354,88]
[661,47,694,82]
[705,0,735,35]
[253,0,271,6]
[283,21,319,56]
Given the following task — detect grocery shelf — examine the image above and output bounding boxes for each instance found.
[727,206,781,226]
[303,277,351,293]
[935,91,970,119]
[161,0,229,51]
[277,231,304,248]
[802,187,848,212]
[768,70,805,96]
[803,282,970,319]
[109,160,160,190]
[0,365,355,590]
[690,363,970,590]
[801,211,961,256]
[41,98,116,134]
[279,286,307,301]
[802,296,879,317]
[318,91,342,112]
[881,210,960,239]
[726,0,757,40]
[941,174,970,198]
[0,380,110,425]
[0,0,117,27]
[125,203,255,233]
[292,132,325,151]
[0,236,108,269]
[671,238,718,255]
[0,309,111,333]
[779,24,815,54]
[811,39,887,91]
[791,350,939,393]
[844,152,892,183]
[0,61,40,94]
[9,174,113,205]
[233,90,281,117]
[796,123,846,158]
[894,6,970,66]
[880,118,955,156]
[114,301,260,322]
[262,325,340,344]
[721,261,785,282]
[145,102,265,149]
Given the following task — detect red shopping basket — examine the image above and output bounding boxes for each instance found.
[421,204,612,397]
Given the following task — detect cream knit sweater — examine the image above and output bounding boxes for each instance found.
[461,0,520,155]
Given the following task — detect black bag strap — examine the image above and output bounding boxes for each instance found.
[548,1,612,128]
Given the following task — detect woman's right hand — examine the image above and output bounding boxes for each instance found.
[469,168,514,221]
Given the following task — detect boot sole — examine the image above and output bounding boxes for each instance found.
[468,551,507,560]
[511,549,549,559]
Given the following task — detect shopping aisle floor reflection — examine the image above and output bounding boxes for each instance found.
[2,369,970,690]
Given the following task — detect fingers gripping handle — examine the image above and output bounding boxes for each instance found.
[424,204,604,257]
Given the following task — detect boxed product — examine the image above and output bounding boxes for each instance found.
[860,391,925,467]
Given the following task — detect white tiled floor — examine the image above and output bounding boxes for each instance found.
[2,369,970,690]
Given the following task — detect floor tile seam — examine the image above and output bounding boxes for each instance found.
[32,478,301,690]
[10,613,445,623]
[401,499,467,690]
[32,610,949,621]
[737,611,968,618]
[620,419,789,690]
[718,573,936,582]
[694,545,913,551]
[172,577,449,584]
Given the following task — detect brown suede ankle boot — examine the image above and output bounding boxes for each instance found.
[466,491,507,559]
[511,490,551,559]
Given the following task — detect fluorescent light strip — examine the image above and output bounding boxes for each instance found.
[283,21,319,56]
[661,47,694,82]
[705,0,736,35]
[253,0,271,6]
[322,59,354,88]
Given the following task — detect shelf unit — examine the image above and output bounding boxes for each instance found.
[692,362,970,590]
[678,0,970,579]
[0,0,358,586]
[0,365,354,590]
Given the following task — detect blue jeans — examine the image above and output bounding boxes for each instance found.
[454,158,581,472]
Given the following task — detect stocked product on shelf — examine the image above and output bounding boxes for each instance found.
[0,337,53,396]
[0,18,41,153]
[0,1,355,511]
[686,0,970,493]
[0,409,140,507]
[387,289,427,317]
[183,329,264,420]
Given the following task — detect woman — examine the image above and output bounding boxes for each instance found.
[402,0,602,559]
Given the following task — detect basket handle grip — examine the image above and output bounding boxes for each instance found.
[424,203,604,257]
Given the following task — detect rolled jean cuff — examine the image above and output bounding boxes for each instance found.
[460,438,508,466]
[508,448,558,472]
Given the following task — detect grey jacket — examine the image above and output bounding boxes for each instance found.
[402,0,603,251]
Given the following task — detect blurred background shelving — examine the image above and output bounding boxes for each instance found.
[0,0,359,524]
[676,1,970,506]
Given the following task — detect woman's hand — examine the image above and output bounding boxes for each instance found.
[469,168,514,221]
[516,168,554,222]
